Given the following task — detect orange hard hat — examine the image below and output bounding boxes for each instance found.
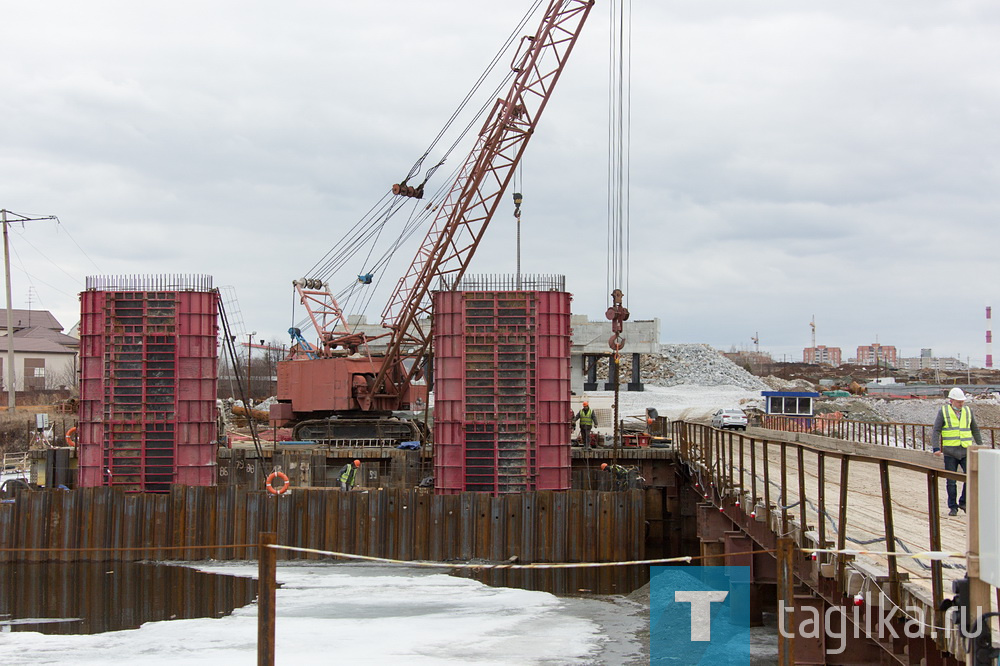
[600,463,608,470]
[353,460,360,467]
[583,401,589,407]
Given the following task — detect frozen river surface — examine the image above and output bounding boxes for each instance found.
[0,561,648,665]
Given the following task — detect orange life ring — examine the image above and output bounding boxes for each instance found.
[266,471,290,495]
[65,427,77,447]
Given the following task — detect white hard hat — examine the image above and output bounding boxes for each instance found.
[948,387,967,401]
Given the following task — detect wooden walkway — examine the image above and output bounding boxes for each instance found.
[677,421,984,661]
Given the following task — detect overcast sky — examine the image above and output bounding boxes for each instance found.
[4,1,999,365]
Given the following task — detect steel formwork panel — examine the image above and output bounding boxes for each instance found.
[78,283,219,492]
[433,289,571,495]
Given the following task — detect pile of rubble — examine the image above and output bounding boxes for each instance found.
[761,376,818,392]
[642,344,769,390]
[869,393,1000,428]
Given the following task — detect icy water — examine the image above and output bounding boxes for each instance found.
[0,561,257,634]
[0,561,649,665]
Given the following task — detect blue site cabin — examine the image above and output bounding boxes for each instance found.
[761,391,820,416]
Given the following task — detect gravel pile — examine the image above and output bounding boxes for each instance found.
[762,376,818,391]
[869,394,1000,427]
[653,344,770,390]
[820,397,888,422]
[817,394,1000,427]
[868,398,943,425]
[594,344,768,390]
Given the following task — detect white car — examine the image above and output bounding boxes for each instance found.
[711,408,748,431]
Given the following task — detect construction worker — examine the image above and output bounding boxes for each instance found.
[339,459,361,492]
[600,462,631,490]
[573,400,598,449]
[932,388,982,516]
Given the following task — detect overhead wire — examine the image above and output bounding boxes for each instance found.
[12,225,80,283]
[9,242,77,299]
[51,217,103,272]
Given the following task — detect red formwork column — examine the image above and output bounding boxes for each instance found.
[77,290,106,487]
[77,277,219,491]
[432,292,466,494]
[432,289,571,495]
[175,291,219,486]
[534,291,572,491]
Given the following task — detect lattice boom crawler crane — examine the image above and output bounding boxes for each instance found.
[269,0,595,446]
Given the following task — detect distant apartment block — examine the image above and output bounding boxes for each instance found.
[896,351,968,371]
[856,343,897,367]
[803,345,841,366]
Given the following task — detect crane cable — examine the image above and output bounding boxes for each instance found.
[608,0,632,463]
[293,0,543,332]
[607,0,631,300]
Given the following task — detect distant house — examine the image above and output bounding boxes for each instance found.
[0,309,78,391]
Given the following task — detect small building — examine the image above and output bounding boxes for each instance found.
[762,391,819,417]
[0,309,79,391]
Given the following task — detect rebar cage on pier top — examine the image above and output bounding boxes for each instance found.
[439,273,566,293]
[85,274,215,292]
[78,274,219,492]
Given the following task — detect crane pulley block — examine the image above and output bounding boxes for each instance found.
[391,183,424,199]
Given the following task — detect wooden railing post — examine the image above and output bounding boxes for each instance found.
[878,461,900,606]
[258,531,277,666]
[777,537,795,665]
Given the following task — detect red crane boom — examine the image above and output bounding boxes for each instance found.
[366,0,595,408]
[276,0,594,433]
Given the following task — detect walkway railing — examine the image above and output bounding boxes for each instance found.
[672,420,979,659]
[761,413,1000,450]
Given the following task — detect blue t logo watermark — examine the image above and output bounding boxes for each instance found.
[651,566,756,664]
[674,590,729,641]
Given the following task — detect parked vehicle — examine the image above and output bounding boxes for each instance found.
[711,408,748,431]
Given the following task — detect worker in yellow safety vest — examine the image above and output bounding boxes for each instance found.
[339,459,360,492]
[600,462,631,490]
[932,388,982,516]
[573,401,598,449]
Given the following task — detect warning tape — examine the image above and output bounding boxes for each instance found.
[802,547,965,560]
[267,544,777,569]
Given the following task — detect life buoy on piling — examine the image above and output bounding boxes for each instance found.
[266,471,290,495]
[65,427,77,447]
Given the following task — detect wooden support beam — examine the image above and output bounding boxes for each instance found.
[257,531,277,666]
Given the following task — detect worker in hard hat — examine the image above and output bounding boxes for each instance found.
[573,401,598,449]
[600,462,631,490]
[932,388,982,516]
[338,459,361,492]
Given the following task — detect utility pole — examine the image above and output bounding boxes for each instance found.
[0,209,58,412]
